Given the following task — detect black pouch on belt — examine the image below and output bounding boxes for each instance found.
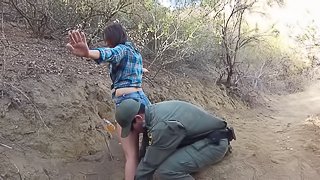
[207,127,236,145]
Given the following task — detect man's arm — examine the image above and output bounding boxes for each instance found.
[135,121,186,180]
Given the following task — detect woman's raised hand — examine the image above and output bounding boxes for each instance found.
[66,30,90,58]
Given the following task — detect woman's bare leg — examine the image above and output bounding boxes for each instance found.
[117,123,139,180]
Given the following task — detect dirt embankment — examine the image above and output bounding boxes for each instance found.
[0,24,242,180]
[1,24,320,180]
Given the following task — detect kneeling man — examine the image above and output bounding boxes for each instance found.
[116,99,236,180]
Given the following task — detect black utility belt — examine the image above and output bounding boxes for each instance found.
[207,127,236,145]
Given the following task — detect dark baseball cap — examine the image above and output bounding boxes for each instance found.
[115,99,141,138]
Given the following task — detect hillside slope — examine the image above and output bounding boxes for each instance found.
[1,24,320,180]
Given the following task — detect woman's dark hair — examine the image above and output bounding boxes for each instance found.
[103,23,127,47]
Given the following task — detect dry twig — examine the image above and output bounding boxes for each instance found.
[13,162,22,180]
[96,128,114,161]
[3,154,23,180]
[0,143,12,149]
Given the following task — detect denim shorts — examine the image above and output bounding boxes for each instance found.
[113,91,151,106]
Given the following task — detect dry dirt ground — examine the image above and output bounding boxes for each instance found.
[1,24,320,180]
[194,82,320,180]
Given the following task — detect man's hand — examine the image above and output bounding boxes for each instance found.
[66,30,89,58]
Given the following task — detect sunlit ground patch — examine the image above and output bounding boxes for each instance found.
[305,114,320,128]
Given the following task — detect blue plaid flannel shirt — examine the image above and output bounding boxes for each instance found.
[94,42,143,90]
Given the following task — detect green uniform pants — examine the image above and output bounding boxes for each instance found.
[156,139,228,180]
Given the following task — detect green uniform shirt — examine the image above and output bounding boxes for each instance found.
[135,100,227,180]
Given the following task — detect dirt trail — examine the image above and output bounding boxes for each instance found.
[195,81,320,180]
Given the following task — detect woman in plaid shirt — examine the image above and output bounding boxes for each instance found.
[67,23,150,180]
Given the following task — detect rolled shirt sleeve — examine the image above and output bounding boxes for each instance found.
[135,121,186,180]
[94,45,126,64]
